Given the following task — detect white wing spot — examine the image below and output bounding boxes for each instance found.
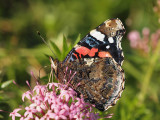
[84,58,94,66]
[90,30,105,41]
[106,45,110,49]
[115,19,124,29]
[108,37,114,43]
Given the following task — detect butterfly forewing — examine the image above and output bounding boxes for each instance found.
[63,18,125,66]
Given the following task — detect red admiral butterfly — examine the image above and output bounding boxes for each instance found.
[50,18,125,111]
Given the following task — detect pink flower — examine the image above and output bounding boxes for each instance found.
[151,29,160,50]
[24,107,37,118]
[22,91,32,101]
[10,82,101,120]
[9,108,21,120]
[89,113,101,120]
[128,28,160,53]
[44,92,56,104]
[59,87,76,102]
[32,94,43,105]
[33,84,47,95]
[142,27,150,36]
[40,110,55,120]
[128,31,140,48]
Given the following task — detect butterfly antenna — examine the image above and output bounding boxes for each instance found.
[37,31,57,59]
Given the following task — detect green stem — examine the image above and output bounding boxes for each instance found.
[138,40,160,103]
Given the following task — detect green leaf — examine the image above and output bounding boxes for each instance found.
[50,41,61,55]
[62,35,68,52]
[44,53,50,58]
[62,35,69,59]
[1,80,13,88]
[50,41,61,59]
[73,34,81,46]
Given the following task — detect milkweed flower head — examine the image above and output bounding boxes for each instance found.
[9,81,100,120]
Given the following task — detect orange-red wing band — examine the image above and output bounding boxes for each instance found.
[75,47,111,58]
[73,53,78,59]
[98,51,112,57]
[88,48,98,57]
[75,47,90,56]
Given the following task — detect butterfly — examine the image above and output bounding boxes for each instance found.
[50,18,125,111]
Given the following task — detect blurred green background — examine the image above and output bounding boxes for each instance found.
[0,0,160,120]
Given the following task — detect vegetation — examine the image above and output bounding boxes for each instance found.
[0,0,160,119]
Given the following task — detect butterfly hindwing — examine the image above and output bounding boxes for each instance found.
[55,57,125,111]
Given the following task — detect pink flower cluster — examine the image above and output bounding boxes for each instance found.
[9,82,100,120]
[128,28,160,53]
